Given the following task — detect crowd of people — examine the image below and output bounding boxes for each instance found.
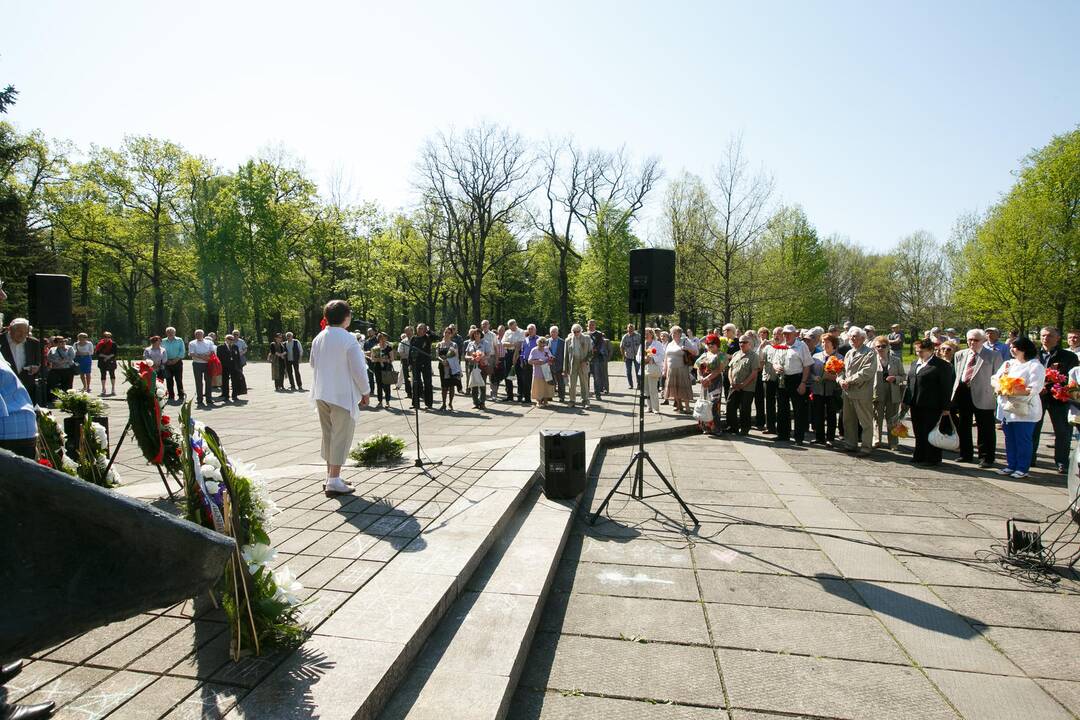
[4,276,1080,488]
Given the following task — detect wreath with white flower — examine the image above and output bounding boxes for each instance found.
[35,408,78,476]
[76,416,119,487]
[179,401,303,660]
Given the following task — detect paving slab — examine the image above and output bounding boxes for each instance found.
[543,593,710,645]
[976,625,1080,681]
[718,649,956,720]
[851,580,1018,674]
[508,689,726,719]
[554,561,700,601]
[692,544,840,576]
[931,585,1080,632]
[697,569,869,614]
[706,603,908,663]
[520,633,724,707]
[926,668,1073,720]
[811,528,921,582]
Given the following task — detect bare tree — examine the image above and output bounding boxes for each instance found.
[702,136,774,323]
[531,138,589,331]
[574,146,661,237]
[418,123,536,325]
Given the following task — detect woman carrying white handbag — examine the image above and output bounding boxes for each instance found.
[990,336,1045,478]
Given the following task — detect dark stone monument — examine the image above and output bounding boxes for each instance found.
[0,449,233,662]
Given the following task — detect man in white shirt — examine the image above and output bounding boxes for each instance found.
[188,329,216,407]
[284,331,305,391]
[501,319,526,401]
[1067,328,1080,360]
[481,319,499,399]
[776,324,813,445]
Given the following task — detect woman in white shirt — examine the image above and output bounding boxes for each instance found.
[663,325,697,414]
[990,336,1045,478]
[74,332,95,392]
[639,328,665,413]
[309,300,370,496]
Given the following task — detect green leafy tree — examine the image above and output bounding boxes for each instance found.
[574,205,640,336]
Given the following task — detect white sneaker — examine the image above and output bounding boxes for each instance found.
[996,468,1014,475]
[1010,471,1029,479]
[324,477,355,496]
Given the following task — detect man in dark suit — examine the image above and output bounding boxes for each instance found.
[410,324,437,410]
[1033,326,1080,473]
[0,318,43,401]
[547,326,566,403]
[217,334,242,402]
[902,338,955,466]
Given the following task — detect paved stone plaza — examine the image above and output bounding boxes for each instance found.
[6,362,1080,719]
[512,437,1080,719]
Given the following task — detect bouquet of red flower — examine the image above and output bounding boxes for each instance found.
[771,343,789,350]
[824,356,845,375]
[1046,368,1068,386]
[1051,384,1072,402]
[471,350,487,369]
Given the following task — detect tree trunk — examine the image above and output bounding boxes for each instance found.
[558,246,570,332]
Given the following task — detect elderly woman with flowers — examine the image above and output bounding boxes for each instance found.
[639,328,665,413]
[810,335,843,446]
[697,334,728,435]
[991,336,1045,479]
[663,326,697,413]
[310,299,370,497]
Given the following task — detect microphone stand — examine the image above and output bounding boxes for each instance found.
[401,333,442,478]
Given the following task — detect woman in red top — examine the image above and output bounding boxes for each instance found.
[95,331,118,396]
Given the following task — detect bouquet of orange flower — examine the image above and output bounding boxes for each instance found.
[995,375,1027,396]
[824,356,845,375]
[889,422,910,438]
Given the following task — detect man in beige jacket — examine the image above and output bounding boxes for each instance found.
[839,326,877,455]
[564,323,593,408]
[871,335,906,449]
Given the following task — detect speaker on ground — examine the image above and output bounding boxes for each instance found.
[540,430,587,500]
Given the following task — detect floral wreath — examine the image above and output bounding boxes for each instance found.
[179,402,303,659]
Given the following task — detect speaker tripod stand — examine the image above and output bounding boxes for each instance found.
[589,302,698,527]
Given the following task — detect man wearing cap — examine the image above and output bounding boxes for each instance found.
[945,328,958,343]
[986,328,1009,363]
[887,324,904,355]
[775,324,813,445]
[864,325,877,342]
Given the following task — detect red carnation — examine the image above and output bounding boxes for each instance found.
[37,458,53,468]
[320,317,329,330]
[161,415,171,425]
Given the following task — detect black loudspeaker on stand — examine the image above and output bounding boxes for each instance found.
[28,274,73,330]
[591,248,698,526]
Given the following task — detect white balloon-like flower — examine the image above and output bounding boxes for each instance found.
[204,480,220,495]
[241,543,277,574]
[272,566,304,606]
[200,465,222,483]
[91,422,108,448]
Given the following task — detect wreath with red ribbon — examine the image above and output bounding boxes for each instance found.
[122,361,183,473]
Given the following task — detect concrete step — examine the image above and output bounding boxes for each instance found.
[377,440,600,720]
[229,441,541,720]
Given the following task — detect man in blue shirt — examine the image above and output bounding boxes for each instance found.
[986,327,1010,363]
[0,280,38,460]
[161,327,187,402]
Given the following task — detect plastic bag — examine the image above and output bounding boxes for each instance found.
[929,415,960,452]
[692,398,713,423]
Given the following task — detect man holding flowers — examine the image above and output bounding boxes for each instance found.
[1033,327,1079,474]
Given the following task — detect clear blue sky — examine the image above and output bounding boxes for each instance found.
[4,0,1078,250]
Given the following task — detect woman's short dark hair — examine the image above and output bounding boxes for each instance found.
[1012,336,1037,360]
[149,335,161,343]
[822,335,838,351]
[324,299,351,327]
[916,338,935,351]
